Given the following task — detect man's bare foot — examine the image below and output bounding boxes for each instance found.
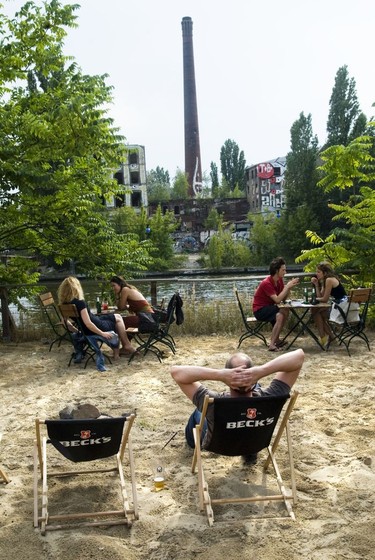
[119,347,136,356]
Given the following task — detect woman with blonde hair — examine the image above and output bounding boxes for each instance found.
[310,262,347,346]
[58,276,135,358]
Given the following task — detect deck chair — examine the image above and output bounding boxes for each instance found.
[58,303,116,371]
[192,392,299,525]
[0,433,10,484]
[128,293,181,363]
[38,292,71,351]
[327,287,372,356]
[33,414,138,534]
[234,287,268,348]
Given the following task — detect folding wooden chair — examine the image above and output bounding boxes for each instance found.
[0,433,10,484]
[128,293,181,363]
[58,303,116,370]
[33,414,138,534]
[234,287,268,348]
[38,292,71,351]
[192,392,299,525]
[327,287,372,356]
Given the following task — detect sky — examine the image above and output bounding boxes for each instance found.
[3,0,375,179]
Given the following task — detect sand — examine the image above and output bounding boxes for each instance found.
[0,333,375,560]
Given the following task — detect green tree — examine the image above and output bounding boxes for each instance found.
[220,139,246,192]
[210,161,219,193]
[280,112,330,256]
[204,208,222,230]
[248,212,278,266]
[0,1,151,305]
[326,66,366,148]
[147,205,178,270]
[110,205,178,271]
[296,128,375,286]
[171,168,189,199]
[147,166,171,202]
[206,227,251,269]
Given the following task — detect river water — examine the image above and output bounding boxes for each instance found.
[8,272,311,325]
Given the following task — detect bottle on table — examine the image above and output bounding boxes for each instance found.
[310,287,317,305]
[96,296,102,314]
[303,287,309,304]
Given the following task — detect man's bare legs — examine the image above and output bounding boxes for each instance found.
[269,308,289,351]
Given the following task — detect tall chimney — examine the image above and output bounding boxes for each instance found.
[181,16,202,197]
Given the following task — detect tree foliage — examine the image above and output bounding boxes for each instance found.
[210,161,219,190]
[206,227,251,269]
[110,205,178,271]
[147,166,171,202]
[247,212,278,266]
[297,125,375,286]
[326,65,366,148]
[279,112,330,255]
[204,208,222,230]
[170,168,189,199]
[220,139,246,192]
[0,1,151,303]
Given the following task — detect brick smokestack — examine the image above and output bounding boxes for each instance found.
[181,16,202,197]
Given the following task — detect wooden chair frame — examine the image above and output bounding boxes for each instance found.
[192,392,299,526]
[328,287,372,356]
[38,292,71,351]
[0,433,10,484]
[234,287,268,348]
[33,414,138,534]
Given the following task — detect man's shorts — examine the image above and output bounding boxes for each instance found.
[254,305,278,325]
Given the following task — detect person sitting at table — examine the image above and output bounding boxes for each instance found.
[253,257,300,352]
[58,276,135,358]
[310,262,347,347]
[110,275,156,332]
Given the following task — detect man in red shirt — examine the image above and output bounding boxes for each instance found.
[253,257,299,352]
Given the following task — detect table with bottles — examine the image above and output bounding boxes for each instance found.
[278,294,331,350]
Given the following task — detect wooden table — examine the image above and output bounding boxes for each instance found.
[279,300,331,351]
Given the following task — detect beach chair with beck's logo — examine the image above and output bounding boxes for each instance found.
[191,392,298,525]
[33,414,138,534]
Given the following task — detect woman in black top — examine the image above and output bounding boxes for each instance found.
[311,262,347,346]
[57,276,135,357]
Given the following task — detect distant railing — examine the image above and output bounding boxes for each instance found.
[0,271,317,341]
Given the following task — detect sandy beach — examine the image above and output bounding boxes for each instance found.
[1,333,374,560]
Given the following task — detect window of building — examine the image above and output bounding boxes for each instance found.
[131,191,142,207]
[130,171,140,184]
[129,152,138,165]
[115,194,125,208]
[114,168,125,185]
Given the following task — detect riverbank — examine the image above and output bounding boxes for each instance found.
[1,335,374,559]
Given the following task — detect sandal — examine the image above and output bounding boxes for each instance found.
[268,346,281,352]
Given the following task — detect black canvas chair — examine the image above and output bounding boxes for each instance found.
[58,303,117,371]
[234,287,268,348]
[33,414,138,534]
[128,293,182,363]
[191,392,299,525]
[327,287,372,356]
[38,292,71,351]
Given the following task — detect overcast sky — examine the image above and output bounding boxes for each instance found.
[3,0,375,179]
